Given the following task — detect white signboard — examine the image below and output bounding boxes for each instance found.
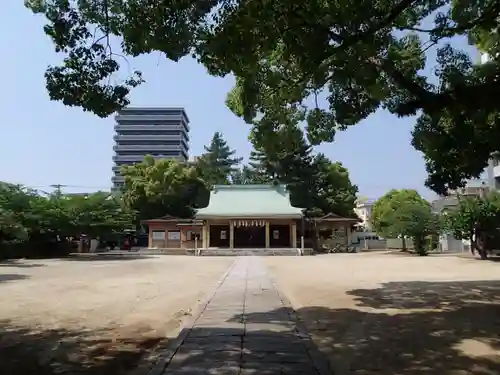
[167,231,181,240]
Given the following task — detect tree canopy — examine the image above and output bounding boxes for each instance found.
[121,155,209,220]
[118,127,357,220]
[230,165,263,185]
[371,189,438,254]
[27,1,500,194]
[0,182,133,258]
[308,154,359,218]
[239,125,358,217]
[443,192,500,258]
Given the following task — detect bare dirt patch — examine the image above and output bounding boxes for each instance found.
[0,255,233,375]
[266,253,500,375]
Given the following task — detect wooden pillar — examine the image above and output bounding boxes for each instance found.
[180,228,186,249]
[346,224,352,245]
[202,223,208,248]
[206,221,211,248]
[291,222,297,248]
[300,216,305,250]
[265,221,270,248]
[148,227,153,248]
[229,220,234,249]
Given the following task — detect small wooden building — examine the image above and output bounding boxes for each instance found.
[310,213,360,248]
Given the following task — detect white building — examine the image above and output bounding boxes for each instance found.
[354,198,376,230]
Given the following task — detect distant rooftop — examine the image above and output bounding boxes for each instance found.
[196,184,303,218]
[356,198,376,206]
[117,107,190,122]
[120,106,187,111]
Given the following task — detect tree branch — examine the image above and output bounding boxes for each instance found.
[333,0,419,50]
[397,2,500,36]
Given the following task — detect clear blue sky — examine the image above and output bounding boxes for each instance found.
[0,3,476,199]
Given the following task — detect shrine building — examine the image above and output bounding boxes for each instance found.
[143,184,357,252]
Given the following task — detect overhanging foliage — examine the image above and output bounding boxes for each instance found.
[26,0,500,194]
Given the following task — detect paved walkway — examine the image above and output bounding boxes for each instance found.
[155,257,327,375]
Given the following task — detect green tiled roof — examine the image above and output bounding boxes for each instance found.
[195,184,303,218]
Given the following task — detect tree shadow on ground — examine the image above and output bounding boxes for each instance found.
[124,280,500,375]
[141,313,329,375]
[62,254,154,261]
[0,274,29,283]
[0,260,45,268]
[289,280,500,375]
[0,320,167,375]
[2,280,500,375]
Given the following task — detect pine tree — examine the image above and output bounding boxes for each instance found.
[247,148,275,183]
[248,125,358,217]
[199,132,242,186]
[230,165,262,184]
[272,126,315,209]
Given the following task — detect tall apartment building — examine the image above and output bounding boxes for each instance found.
[112,107,190,190]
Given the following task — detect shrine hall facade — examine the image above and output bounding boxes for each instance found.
[144,184,357,250]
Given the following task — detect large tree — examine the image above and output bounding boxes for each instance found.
[62,192,134,238]
[121,155,208,220]
[443,192,500,259]
[244,149,275,184]
[249,125,315,202]
[27,1,500,195]
[0,182,133,258]
[0,183,34,245]
[308,154,359,218]
[198,132,242,186]
[244,125,358,217]
[230,165,263,185]
[372,189,438,255]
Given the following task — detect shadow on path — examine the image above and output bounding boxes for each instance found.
[129,278,500,375]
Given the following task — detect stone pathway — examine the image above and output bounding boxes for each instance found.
[154,257,328,375]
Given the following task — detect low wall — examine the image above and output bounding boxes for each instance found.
[360,239,387,250]
[386,238,414,249]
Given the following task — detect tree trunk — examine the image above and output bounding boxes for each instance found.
[475,232,488,260]
[477,239,488,260]
[413,235,428,256]
[479,249,488,260]
[476,240,488,259]
[401,236,407,252]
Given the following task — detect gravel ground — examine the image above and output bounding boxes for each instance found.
[266,253,500,375]
[0,255,233,375]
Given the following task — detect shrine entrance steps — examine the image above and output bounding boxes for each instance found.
[199,248,302,256]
